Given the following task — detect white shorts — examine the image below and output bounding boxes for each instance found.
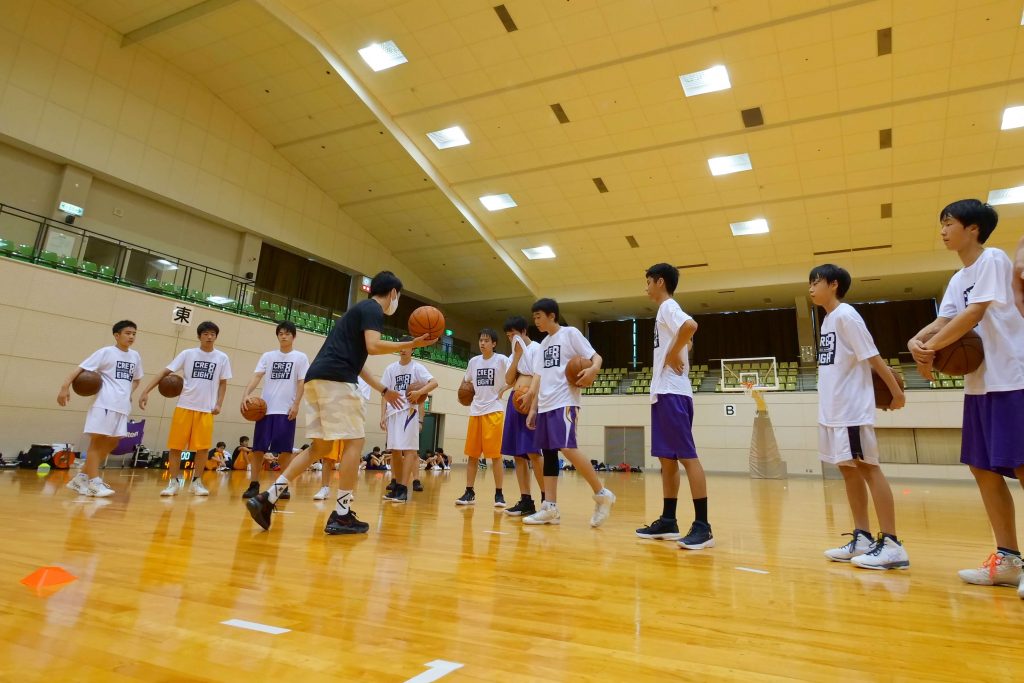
[304,380,366,441]
[84,406,129,438]
[386,407,421,451]
[819,425,880,467]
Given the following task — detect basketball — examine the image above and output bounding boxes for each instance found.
[512,385,530,415]
[241,397,267,421]
[920,328,985,376]
[873,367,905,409]
[457,379,474,406]
[158,374,184,398]
[564,356,594,387]
[71,370,101,396]
[408,381,429,404]
[408,305,445,340]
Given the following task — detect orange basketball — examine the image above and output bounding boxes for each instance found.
[920,328,985,376]
[564,356,594,387]
[51,449,76,469]
[158,374,184,398]
[408,381,429,405]
[72,370,102,396]
[512,385,530,415]
[457,379,475,406]
[873,367,905,409]
[408,305,445,340]
[241,397,267,421]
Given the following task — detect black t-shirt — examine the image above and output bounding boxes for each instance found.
[306,299,384,383]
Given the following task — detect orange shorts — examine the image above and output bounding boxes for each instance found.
[465,412,504,459]
[167,407,214,451]
[322,440,345,461]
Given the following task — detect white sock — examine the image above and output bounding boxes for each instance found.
[335,490,353,515]
[74,472,87,480]
[543,501,558,510]
[267,475,289,503]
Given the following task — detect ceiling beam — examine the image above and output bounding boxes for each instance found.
[122,0,241,47]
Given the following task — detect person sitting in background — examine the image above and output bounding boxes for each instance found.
[208,441,227,471]
[229,436,251,470]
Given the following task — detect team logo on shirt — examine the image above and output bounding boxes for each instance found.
[543,345,561,368]
[962,285,974,308]
[115,361,135,381]
[817,332,836,366]
[476,368,495,387]
[270,362,293,380]
[653,328,660,349]
[191,361,217,380]
[395,373,411,391]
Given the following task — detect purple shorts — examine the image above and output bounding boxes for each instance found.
[252,413,297,454]
[501,392,536,457]
[651,394,698,460]
[961,390,1024,477]
[535,407,578,451]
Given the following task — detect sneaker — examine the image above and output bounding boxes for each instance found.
[523,502,560,525]
[385,485,408,503]
[246,491,275,531]
[590,489,616,528]
[66,473,91,496]
[824,530,874,562]
[324,510,369,535]
[958,552,1024,586]
[636,517,681,540]
[190,479,210,496]
[1018,573,1024,600]
[313,486,330,501]
[456,489,476,506]
[383,485,403,502]
[443,464,451,470]
[505,499,537,517]
[385,480,397,494]
[241,482,260,499]
[851,535,910,570]
[413,479,423,492]
[160,477,182,497]
[87,479,115,498]
[494,492,507,508]
[678,521,715,550]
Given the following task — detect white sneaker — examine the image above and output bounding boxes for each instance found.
[958,552,1024,586]
[851,536,910,570]
[87,479,115,498]
[590,489,616,528]
[1018,573,1024,600]
[523,502,560,525]
[824,530,873,562]
[160,478,182,496]
[443,464,451,470]
[66,473,91,496]
[190,479,210,496]
[313,486,330,501]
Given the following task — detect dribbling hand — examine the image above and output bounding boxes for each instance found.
[383,388,404,409]
[411,333,436,348]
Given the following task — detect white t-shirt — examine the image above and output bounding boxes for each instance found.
[167,348,233,413]
[511,335,536,376]
[939,248,1024,395]
[356,377,372,402]
[651,298,693,402]
[464,353,509,416]
[817,303,879,427]
[532,326,596,414]
[381,360,434,418]
[254,349,309,415]
[80,346,143,415]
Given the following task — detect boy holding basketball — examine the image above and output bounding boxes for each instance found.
[457,329,510,507]
[909,200,1024,594]
[381,338,437,503]
[58,320,143,497]
[636,264,713,549]
[521,299,616,526]
[139,320,232,496]
[501,315,544,517]
[239,321,309,500]
[811,264,909,570]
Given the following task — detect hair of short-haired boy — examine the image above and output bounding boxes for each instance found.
[216,441,226,449]
[276,320,297,336]
[645,262,679,295]
[369,271,403,297]
[239,436,249,443]
[809,263,852,299]
[196,320,219,337]
[478,327,499,343]
[112,320,137,334]
[503,315,528,333]
[436,447,444,454]
[939,199,999,244]
[530,298,559,318]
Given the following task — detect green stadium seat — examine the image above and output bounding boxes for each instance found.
[0,238,10,254]
[39,250,59,266]
[13,244,34,259]
[80,261,98,275]
[98,265,115,280]
[59,256,77,270]
[146,277,162,290]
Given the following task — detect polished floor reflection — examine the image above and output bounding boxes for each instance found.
[2,466,1023,682]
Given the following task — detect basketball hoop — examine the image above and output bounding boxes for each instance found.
[742,381,756,397]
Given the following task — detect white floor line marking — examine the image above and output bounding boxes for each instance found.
[403,660,464,683]
[735,566,769,575]
[221,619,290,635]
[483,530,508,535]
[273,510,295,514]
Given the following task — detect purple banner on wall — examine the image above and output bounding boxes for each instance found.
[112,420,144,455]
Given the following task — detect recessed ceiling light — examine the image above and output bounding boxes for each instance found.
[1001,106,1024,130]
[708,153,752,176]
[729,218,769,236]
[522,246,555,260]
[206,295,234,305]
[427,126,470,149]
[679,65,731,97]
[479,193,517,211]
[988,186,1024,205]
[358,40,407,71]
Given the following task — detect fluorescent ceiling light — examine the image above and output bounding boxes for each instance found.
[427,126,470,149]
[729,219,769,236]
[206,295,234,305]
[679,65,731,97]
[988,186,1024,205]
[708,153,752,176]
[1001,106,1024,130]
[479,193,517,211]
[153,258,179,271]
[358,40,407,71]
[522,246,556,260]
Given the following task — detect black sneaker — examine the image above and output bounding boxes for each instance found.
[505,499,536,517]
[385,480,397,494]
[494,491,507,508]
[678,521,715,550]
[456,489,476,506]
[241,482,259,499]
[392,485,408,503]
[412,479,423,492]
[324,510,369,535]
[279,488,290,500]
[246,491,275,531]
[636,517,681,540]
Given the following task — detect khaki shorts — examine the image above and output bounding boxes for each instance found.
[304,380,366,441]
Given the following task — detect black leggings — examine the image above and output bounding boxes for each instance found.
[542,449,560,476]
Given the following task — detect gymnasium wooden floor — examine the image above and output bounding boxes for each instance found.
[2,466,1022,682]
